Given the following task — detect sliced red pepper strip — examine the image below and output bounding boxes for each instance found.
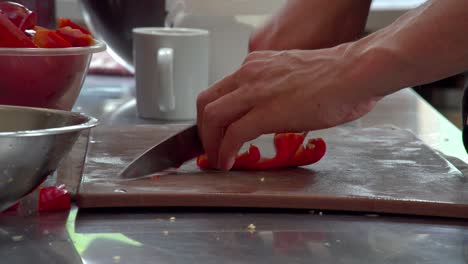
[0,12,36,47]
[246,133,307,170]
[197,144,261,170]
[290,138,326,166]
[0,1,36,31]
[232,144,261,169]
[196,132,326,171]
[38,184,71,212]
[56,26,94,47]
[57,17,91,35]
[33,26,72,48]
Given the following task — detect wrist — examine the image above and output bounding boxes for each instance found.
[342,31,410,98]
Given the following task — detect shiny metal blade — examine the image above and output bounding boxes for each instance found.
[119,125,204,179]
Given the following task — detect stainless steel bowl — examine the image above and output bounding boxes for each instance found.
[0,105,98,211]
[79,0,167,73]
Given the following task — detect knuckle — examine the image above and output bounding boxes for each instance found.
[248,51,268,61]
[237,60,263,79]
[226,121,242,137]
[196,90,210,110]
[203,103,222,125]
[244,51,260,61]
[242,51,266,65]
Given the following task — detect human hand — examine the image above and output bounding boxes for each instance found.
[249,0,371,51]
[197,44,381,170]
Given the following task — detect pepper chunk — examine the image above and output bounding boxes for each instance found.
[33,26,72,48]
[197,132,326,171]
[56,26,94,47]
[38,184,71,212]
[0,12,35,47]
[57,17,91,35]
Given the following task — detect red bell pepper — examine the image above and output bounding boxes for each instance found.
[56,26,94,47]
[232,144,261,169]
[197,144,261,170]
[0,1,36,31]
[57,17,91,35]
[33,26,72,48]
[290,138,326,166]
[38,184,71,212]
[0,12,35,47]
[246,133,307,170]
[197,132,326,170]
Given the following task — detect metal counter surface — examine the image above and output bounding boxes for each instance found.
[1,75,467,264]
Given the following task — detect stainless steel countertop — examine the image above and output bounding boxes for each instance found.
[1,75,467,264]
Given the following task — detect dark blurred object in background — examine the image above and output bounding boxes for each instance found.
[80,0,167,73]
[2,0,56,28]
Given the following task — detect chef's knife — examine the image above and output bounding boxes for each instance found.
[119,124,204,179]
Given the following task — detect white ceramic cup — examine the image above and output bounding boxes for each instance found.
[133,27,210,120]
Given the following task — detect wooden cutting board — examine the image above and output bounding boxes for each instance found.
[76,125,468,218]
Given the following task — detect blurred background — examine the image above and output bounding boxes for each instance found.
[9,0,466,128]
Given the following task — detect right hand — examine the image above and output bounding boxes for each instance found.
[249,0,372,52]
[197,43,383,170]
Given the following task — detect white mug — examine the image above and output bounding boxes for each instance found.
[133,27,210,120]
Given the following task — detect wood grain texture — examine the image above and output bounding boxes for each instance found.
[76,125,468,218]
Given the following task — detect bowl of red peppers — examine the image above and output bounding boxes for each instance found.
[0,1,105,110]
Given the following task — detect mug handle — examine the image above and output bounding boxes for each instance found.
[157,48,176,112]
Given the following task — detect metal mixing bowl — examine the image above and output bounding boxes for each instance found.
[79,0,167,73]
[0,105,98,212]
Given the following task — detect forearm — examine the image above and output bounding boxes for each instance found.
[347,0,468,97]
[306,0,372,46]
[250,0,372,51]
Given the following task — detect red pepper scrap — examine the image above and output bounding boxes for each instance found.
[2,185,71,213]
[197,132,326,170]
[38,184,71,212]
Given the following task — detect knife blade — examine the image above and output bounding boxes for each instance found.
[119,124,204,179]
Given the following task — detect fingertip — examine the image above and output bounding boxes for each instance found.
[217,136,242,171]
[217,137,240,171]
[219,155,236,171]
